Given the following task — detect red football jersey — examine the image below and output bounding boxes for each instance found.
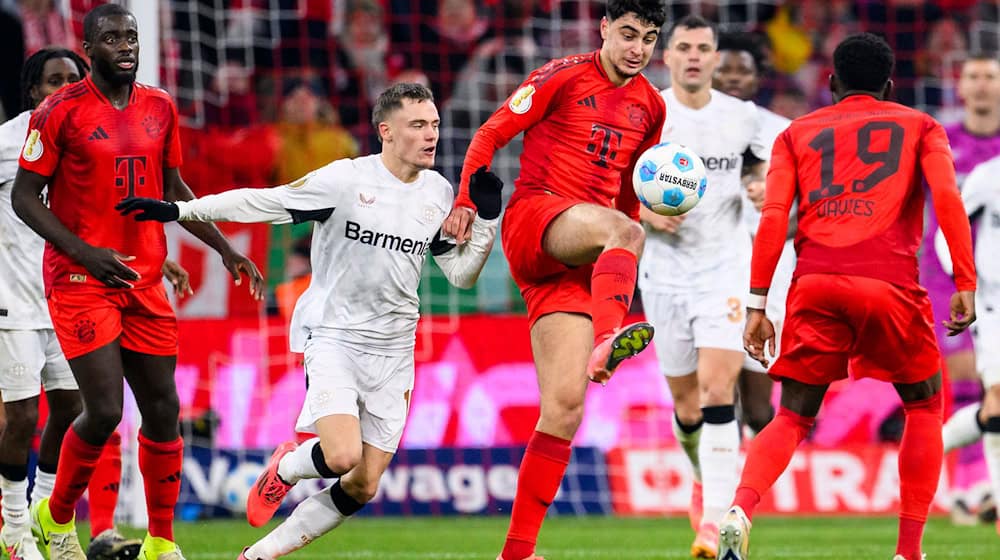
[752,94,975,292]
[456,51,665,220]
[19,76,182,291]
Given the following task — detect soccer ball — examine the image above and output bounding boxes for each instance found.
[632,142,708,217]
[221,462,264,513]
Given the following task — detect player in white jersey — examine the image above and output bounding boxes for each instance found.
[714,31,793,435]
[0,47,85,560]
[638,17,768,558]
[117,83,500,560]
[0,48,191,560]
[936,155,1000,535]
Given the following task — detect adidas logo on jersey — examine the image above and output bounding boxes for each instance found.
[88,126,110,141]
[345,221,431,255]
[577,95,597,109]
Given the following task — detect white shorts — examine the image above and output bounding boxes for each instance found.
[295,337,414,453]
[644,286,747,377]
[0,329,76,402]
[743,239,796,374]
[974,290,1000,388]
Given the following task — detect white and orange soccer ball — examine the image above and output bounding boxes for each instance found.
[632,142,708,217]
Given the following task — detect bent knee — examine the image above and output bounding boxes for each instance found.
[611,219,645,254]
[85,405,123,435]
[740,406,774,433]
[700,384,735,407]
[2,405,39,437]
[539,401,584,438]
[353,480,380,504]
[324,451,362,477]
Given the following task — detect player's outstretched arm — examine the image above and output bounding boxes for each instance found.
[442,126,509,244]
[445,64,570,243]
[12,167,140,288]
[433,168,502,289]
[922,124,977,336]
[749,133,797,296]
[162,167,265,300]
[922,126,976,296]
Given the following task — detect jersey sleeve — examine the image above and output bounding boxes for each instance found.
[163,97,183,168]
[750,128,797,291]
[455,59,578,209]
[959,158,997,217]
[177,161,345,224]
[432,215,499,289]
[921,117,976,292]
[18,99,66,178]
[747,102,771,161]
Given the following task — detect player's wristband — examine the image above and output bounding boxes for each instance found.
[746,293,767,311]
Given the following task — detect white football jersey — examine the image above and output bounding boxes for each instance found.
[743,106,792,235]
[755,106,791,159]
[641,89,769,292]
[959,157,1000,289]
[177,154,454,354]
[0,111,51,330]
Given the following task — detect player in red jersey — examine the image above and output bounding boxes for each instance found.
[441,2,666,558]
[10,5,263,560]
[716,34,978,560]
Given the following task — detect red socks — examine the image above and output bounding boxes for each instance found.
[501,431,572,560]
[138,433,184,541]
[89,431,123,537]
[733,407,815,521]
[50,426,104,524]
[896,393,943,560]
[590,248,638,343]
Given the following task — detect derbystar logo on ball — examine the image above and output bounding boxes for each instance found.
[632,142,708,217]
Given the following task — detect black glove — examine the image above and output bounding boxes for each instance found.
[469,166,503,220]
[115,197,180,222]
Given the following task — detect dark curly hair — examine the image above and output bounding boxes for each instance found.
[607,0,668,28]
[833,33,895,93]
[20,48,89,109]
[718,32,767,75]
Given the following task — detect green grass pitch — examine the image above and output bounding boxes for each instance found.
[99,515,999,559]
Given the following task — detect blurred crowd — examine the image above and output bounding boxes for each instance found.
[0,0,997,306]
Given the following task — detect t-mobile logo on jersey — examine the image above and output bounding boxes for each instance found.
[344,221,431,255]
[114,156,148,198]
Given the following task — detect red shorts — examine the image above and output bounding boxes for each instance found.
[501,195,592,326]
[770,274,941,386]
[48,284,178,360]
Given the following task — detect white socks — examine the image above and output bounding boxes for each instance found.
[698,407,740,528]
[277,438,322,484]
[245,485,347,560]
[30,468,56,504]
[942,403,983,453]
[1,476,29,534]
[673,414,703,481]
